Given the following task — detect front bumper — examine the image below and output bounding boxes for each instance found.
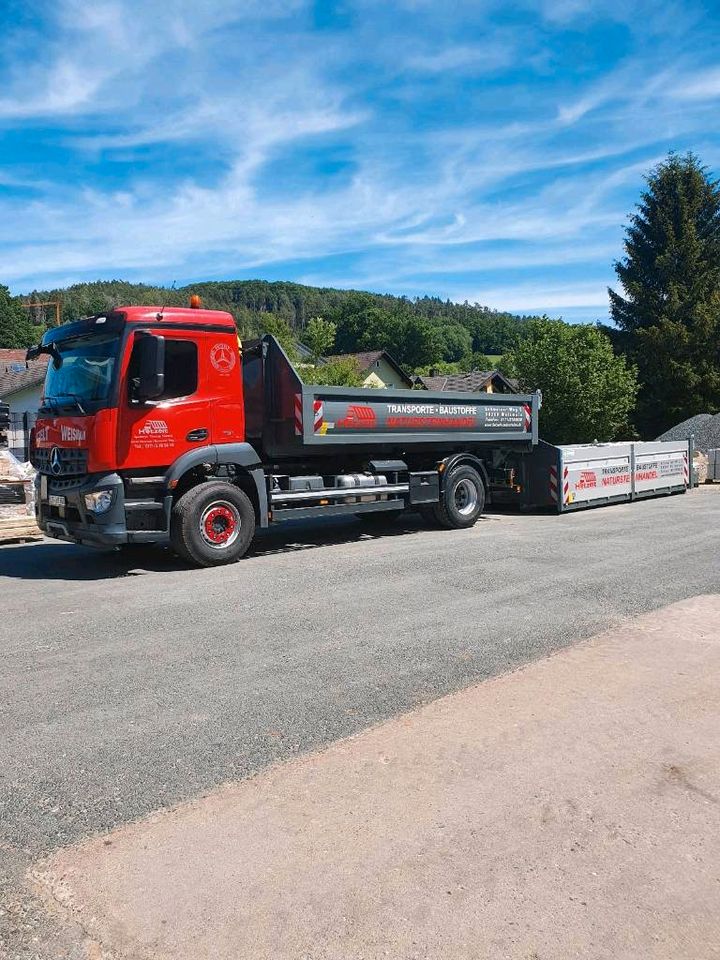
[37,472,131,547]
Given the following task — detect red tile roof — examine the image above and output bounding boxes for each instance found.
[0,349,48,400]
[418,370,519,393]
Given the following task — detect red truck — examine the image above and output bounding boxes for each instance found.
[27,302,540,566]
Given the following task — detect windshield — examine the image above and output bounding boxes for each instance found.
[42,333,120,414]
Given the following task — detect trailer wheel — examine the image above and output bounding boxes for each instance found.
[170,481,256,567]
[433,466,485,529]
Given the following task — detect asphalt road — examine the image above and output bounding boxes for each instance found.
[2,488,719,957]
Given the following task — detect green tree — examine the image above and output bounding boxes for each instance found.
[302,316,337,360]
[438,323,473,364]
[301,357,364,387]
[609,152,720,435]
[0,285,37,348]
[394,315,443,369]
[506,318,638,444]
[470,351,493,370]
[414,359,464,377]
[260,314,298,360]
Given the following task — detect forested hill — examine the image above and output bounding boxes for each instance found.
[21,279,544,370]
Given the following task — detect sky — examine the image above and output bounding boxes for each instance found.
[1,0,720,323]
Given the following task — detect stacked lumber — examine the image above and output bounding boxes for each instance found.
[0,448,41,543]
[0,515,42,543]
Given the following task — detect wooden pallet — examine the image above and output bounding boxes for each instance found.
[0,516,42,544]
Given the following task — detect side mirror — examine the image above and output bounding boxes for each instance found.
[131,333,165,402]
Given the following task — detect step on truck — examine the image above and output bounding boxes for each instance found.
[26,303,542,566]
[27,303,690,567]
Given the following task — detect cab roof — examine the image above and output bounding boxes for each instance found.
[40,306,237,346]
[118,306,236,327]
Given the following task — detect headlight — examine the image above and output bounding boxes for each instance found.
[84,490,115,514]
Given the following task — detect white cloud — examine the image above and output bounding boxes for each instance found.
[454,282,611,312]
[406,42,514,74]
[672,67,720,100]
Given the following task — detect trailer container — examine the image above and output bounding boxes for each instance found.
[520,439,690,512]
[242,335,539,457]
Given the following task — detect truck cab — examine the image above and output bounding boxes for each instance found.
[29,305,263,559]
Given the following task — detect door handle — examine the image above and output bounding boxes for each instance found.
[186,428,209,442]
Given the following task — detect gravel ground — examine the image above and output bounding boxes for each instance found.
[1,489,719,957]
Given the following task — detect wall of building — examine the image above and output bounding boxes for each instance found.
[3,384,43,461]
[4,383,43,416]
[362,357,408,389]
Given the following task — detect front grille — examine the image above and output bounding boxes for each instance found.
[33,447,88,477]
[41,503,85,524]
[48,476,86,492]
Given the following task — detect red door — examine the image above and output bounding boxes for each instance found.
[116,328,244,471]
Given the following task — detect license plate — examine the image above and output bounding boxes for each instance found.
[48,494,65,508]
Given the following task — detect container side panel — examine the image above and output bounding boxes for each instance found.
[262,336,304,456]
[300,389,536,446]
[632,440,689,495]
[557,444,633,508]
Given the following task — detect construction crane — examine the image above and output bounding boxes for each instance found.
[22,300,61,327]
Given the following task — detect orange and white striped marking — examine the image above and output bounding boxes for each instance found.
[294,394,303,436]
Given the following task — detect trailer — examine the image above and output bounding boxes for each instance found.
[520,439,691,512]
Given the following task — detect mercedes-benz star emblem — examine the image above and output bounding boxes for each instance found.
[49,447,62,476]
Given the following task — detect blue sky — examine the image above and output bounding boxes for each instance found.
[1,0,720,323]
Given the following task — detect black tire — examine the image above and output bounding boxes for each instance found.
[170,481,256,567]
[432,465,485,529]
[356,509,403,526]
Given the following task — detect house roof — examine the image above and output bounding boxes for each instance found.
[324,350,415,386]
[418,369,519,393]
[0,349,48,400]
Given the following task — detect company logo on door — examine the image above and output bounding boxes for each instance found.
[210,342,236,374]
[138,419,169,436]
[134,419,175,449]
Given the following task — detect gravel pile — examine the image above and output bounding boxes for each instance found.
[657,413,720,452]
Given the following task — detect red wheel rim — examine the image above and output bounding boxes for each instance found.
[201,503,239,547]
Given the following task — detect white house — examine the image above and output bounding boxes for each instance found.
[0,349,48,459]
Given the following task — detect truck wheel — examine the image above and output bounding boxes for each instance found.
[432,466,485,529]
[170,482,256,567]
